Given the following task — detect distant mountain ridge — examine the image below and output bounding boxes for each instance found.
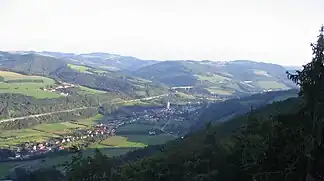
[0,51,167,98]
[13,51,158,71]
[129,60,297,96]
[0,50,298,98]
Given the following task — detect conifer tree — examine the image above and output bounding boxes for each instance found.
[287,25,324,181]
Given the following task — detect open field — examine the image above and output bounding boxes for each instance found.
[68,64,93,74]
[0,120,176,178]
[0,129,58,148]
[90,136,147,148]
[0,70,60,98]
[122,134,175,145]
[196,74,230,83]
[78,85,107,94]
[206,87,233,95]
[116,123,153,133]
[174,92,196,99]
[100,65,120,71]
[256,81,288,90]
[0,70,50,81]
[253,69,269,76]
[33,122,85,135]
[76,114,104,126]
[92,69,107,74]
[0,114,104,147]
[116,123,176,145]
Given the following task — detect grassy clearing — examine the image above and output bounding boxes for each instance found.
[256,81,288,89]
[116,124,153,133]
[196,74,230,83]
[0,70,52,81]
[116,124,175,145]
[76,114,104,126]
[92,69,107,74]
[68,64,92,74]
[175,92,196,99]
[0,115,104,147]
[206,88,232,95]
[0,129,58,147]
[122,134,175,145]
[33,122,85,135]
[119,100,152,106]
[253,69,269,76]
[78,85,107,94]
[90,136,146,148]
[0,70,60,98]
[100,65,120,71]
[0,85,61,98]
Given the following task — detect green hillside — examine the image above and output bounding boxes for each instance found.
[0,52,167,98]
[131,60,295,96]
[0,70,60,98]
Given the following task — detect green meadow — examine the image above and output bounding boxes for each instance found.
[0,70,60,98]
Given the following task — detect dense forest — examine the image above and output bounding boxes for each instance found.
[9,27,324,181]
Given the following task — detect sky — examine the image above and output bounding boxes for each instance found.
[0,0,323,66]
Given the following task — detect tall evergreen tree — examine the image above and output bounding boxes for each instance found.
[287,25,324,181]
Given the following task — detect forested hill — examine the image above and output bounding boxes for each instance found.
[0,52,167,97]
[129,60,297,95]
[193,89,298,130]
[14,51,158,71]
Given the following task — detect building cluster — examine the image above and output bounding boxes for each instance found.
[41,81,75,96]
[0,102,203,162]
[119,102,202,137]
[6,123,116,161]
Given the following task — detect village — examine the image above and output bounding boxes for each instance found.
[3,122,116,161]
[0,101,202,162]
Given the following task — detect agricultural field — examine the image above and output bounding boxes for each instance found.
[0,128,58,148]
[89,136,146,148]
[116,123,153,133]
[174,92,196,99]
[0,114,104,147]
[196,74,230,83]
[256,80,288,90]
[33,122,85,135]
[122,134,175,146]
[116,123,176,145]
[77,85,107,94]
[206,87,233,95]
[0,70,60,98]
[92,69,107,74]
[67,64,93,74]
[76,114,104,126]
[68,64,109,75]
[0,117,177,178]
[100,65,120,71]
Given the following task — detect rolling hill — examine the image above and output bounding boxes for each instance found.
[0,51,299,100]
[18,51,158,71]
[0,51,167,98]
[130,60,297,96]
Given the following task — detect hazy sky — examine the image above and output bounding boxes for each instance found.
[0,0,323,66]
